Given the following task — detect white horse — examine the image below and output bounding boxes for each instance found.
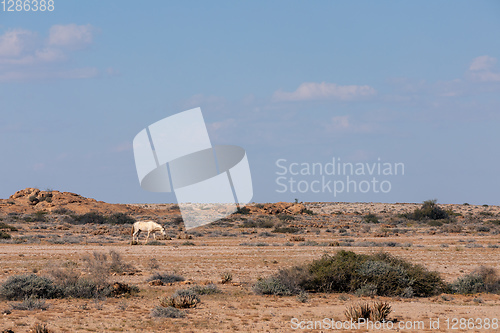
[131,220,166,244]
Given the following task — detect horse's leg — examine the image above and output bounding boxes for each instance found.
[133,230,141,243]
[153,232,156,240]
[145,230,150,244]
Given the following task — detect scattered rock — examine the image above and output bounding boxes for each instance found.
[149,279,164,286]
[112,282,131,296]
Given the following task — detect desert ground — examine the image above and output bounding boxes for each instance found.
[0,188,499,332]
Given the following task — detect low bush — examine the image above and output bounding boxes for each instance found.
[188,284,222,295]
[402,200,449,221]
[272,226,300,234]
[52,208,74,215]
[253,277,295,296]
[9,295,48,310]
[277,214,295,221]
[107,213,136,225]
[0,231,11,239]
[29,322,53,333]
[146,273,185,284]
[0,222,17,231]
[253,250,445,297]
[70,212,135,225]
[72,212,107,224]
[235,207,251,215]
[451,266,500,294]
[253,266,310,296]
[363,213,379,223]
[151,306,185,318]
[240,218,275,228]
[296,291,309,303]
[0,274,60,300]
[23,211,48,222]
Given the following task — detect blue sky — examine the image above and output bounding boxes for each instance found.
[1,1,499,205]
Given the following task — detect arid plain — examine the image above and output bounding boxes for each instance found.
[0,188,499,332]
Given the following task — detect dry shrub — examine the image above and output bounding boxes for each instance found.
[29,323,52,333]
[10,296,48,311]
[0,274,59,300]
[151,306,185,318]
[344,303,371,321]
[160,289,200,308]
[188,284,222,295]
[344,302,391,322]
[220,272,233,284]
[82,250,135,284]
[371,301,392,322]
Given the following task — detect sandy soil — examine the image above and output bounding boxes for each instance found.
[0,200,499,332]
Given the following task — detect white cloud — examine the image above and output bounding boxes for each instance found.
[469,55,496,71]
[0,29,37,57]
[273,82,376,101]
[182,94,226,109]
[468,55,500,82]
[323,115,375,134]
[48,24,94,49]
[0,24,98,81]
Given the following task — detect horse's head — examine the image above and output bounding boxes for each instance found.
[160,226,166,236]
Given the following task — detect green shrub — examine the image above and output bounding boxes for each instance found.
[107,213,136,225]
[0,230,11,239]
[52,208,74,215]
[404,200,449,220]
[277,214,295,221]
[151,306,185,318]
[451,274,485,294]
[72,212,107,224]
[252,277,295,296]
[0,222,17,231]
[451,266,500,294]
[235,206,250,215]
[355,283,378,297]
[254,250,445,297]
[146,273,185,284]
[24,211,48,222]
[363,213,379,223]
[479,211,494,216]
[303,209,315,215]
[0,274,60,300]
[253,266,310,296]
[272,226,300,234]
[428,220,443,227]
